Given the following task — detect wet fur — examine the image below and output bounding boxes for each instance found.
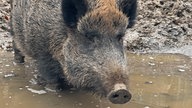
[11,0,137,96]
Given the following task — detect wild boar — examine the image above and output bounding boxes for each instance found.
[11,0,137,104]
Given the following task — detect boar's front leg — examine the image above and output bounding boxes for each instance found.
[13,41,25,63]
[36,54,70,90]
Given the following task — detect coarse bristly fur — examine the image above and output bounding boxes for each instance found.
[11,0,137,97]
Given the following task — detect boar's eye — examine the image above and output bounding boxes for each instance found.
[116,33,124,42]
[85,31,99,42]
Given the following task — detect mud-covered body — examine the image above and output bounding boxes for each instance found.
[11,0,137,104]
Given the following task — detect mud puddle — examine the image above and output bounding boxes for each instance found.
[0,50,192,108]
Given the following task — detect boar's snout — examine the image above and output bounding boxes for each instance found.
[108,89,131,104]
[108,83,132,104]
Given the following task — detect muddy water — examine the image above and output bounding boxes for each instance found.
[0,50,192,108]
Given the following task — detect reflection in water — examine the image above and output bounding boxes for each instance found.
[0,50,192,108]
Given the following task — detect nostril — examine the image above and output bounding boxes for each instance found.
[112,94,119,98]
[124,95,129,99]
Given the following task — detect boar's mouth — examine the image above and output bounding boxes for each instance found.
[85,71,132,104]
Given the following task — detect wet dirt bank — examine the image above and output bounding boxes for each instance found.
[1,0,192,52]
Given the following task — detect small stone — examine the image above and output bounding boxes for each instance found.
[58,95,62,98]
[145,81,153,84]
[148,62,155,66]
[25,65,29,68]
[159,62,164,64]
[5,64,10,67]
[78,103,83,106]
[33,74,38,79]
[149,57,154,59]
[4,73,15,78]
[96,105,99,107]
[27,88,47,94]
[44,87,56,92]
[178,69,185,72]
[29,78,38,85]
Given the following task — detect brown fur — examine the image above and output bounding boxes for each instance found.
[11,0,137,103]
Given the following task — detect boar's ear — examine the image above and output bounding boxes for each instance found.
[118,0,137,28]
[62,0,87,28]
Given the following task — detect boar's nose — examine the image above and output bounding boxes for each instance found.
[108,84,132,104]
[108,89,131,104]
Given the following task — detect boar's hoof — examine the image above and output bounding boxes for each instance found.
[108,84,132,104]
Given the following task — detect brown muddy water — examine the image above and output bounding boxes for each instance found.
[0,50,192,108]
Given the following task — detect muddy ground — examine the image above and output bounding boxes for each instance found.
[125,0,192,52]
[0,0,192,52]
